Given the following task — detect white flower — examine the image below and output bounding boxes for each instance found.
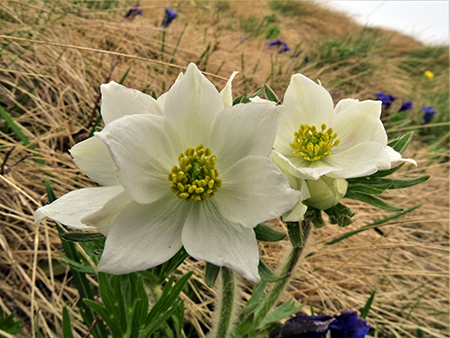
[304,176,348,210]
[34,64,300,282]
[272,73,416,182]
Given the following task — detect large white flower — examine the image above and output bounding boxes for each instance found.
[34,64,300,282]
[272,73,416,182]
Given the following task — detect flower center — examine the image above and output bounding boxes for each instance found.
[168,144,222,202]
[290,123,340,161]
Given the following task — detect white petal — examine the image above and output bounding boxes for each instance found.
[334,98,360,114]
[163,63,224,147]
[216,156,301,228]
[325,142,390,178]
[182,200,260,282]
[96,114,178,205]
[155,71,184,109]
[100,81,163,125]
[270,150,340,180]
[81,190,132,235]
[332,100,386,150]
[98,195,188,274]
[69,136,120,186]
[34,186,125,229]
[209,102,280,171]
[385,146,417,166]
[220,71,239,108]
[283,74,335,129]
[249,96,276,104]
[282,199,308,222]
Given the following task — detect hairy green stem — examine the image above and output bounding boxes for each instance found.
[253,219,312,327]
[216,267,235,338]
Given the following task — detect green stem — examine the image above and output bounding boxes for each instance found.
[216,267,235,338]
[253,219,312,327]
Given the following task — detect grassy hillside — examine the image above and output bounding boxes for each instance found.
[0,0,448,337]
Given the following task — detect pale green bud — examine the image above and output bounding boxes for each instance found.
[304,177,348,210]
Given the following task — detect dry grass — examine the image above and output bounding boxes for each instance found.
[0,0,448,337]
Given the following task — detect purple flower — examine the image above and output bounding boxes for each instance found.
[267,39,291,53]
[270,311,370,338]
[123,3,143,20]
[376,92,397,109]
[422,107,437,124]
[161,7,178,28]
[398,99,414,112]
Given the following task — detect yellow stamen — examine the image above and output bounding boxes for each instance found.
[290,124,340,161]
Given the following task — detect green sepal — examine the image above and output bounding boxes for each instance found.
[324,203,354,227]
[360,290,376,319]
[304,208,325,228]
[286,221,302,247]
[205,262,220,287]
[233,96,242,105]
[62,307,75,338]
[255,223,286,242]
[388,131,413,153]
[61,232,106,243]
[264,84,280,104]
[258,260,285,282]
[345,191,402,211]
[325,205,420,245]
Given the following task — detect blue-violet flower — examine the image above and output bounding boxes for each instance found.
[268,39,291,53]
[398,99,413,112]
[162,7,178,27]
[124,3,143,20]
[376,92,396,109]
[422,107,437,124]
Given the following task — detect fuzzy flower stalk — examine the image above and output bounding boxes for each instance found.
[34,64,300,283]
[272,74,416,220]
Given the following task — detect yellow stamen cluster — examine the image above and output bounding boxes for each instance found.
[290,123,340,161]
[168,144,222,202]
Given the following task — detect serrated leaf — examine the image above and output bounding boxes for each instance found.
[389,176,430,189]
[388,132,413,153]
[261,298,303,325]
[205,262,220,287]
[258,260,284,282]
[62,307,75,338]
[325,205,420,245]
[255,223,286,242]
[264,84,279,103]
[345,191,402,211]
[61,232,106,243]
[324,203,354,227]
[286,221,302,247]
[360,290,376,319]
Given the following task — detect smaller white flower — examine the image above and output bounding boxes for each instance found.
[272,74,416,182]
[304,176,348,210]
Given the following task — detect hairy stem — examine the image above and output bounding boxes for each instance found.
[215,267,235,338]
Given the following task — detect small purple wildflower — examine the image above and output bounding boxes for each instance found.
[267,39,291,53]
[124,3,143,20]
[398,99,414,112]
[218,5,222,11]
[270,310,370,338]
[161,7,178,28]
[376,92,397,109]
[422,107,437,124]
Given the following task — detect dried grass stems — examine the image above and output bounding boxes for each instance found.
[0,0,448,337]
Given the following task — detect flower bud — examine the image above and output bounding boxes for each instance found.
[304,177,348,210]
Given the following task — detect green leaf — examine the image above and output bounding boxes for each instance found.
[88,114,103,138]
[415,328,425,338]
[58,253,95,274]
[261,298,303,325]
[0,308,23,335]
[241,87,265,103]
[243,282,267,316]
[324,203,354,227]
[345,191,402,211]
[151,91,158,100]
[205,262,220,287]
[286,221,302,247]
[389,176,430,189]
[325,205,420,245]
[119,65,132,85]
[61,232,106,243]
[346,183,386,195]
[233,96,242,105]
[258,260,284,282]
[62,307,75,338]
[360,290,376,319]
[264,84,279,103]
[347,177,394,190]
[369,163,405,178]
[254,223,286,242]
[304,208,325,228]
[388,132,413,153]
